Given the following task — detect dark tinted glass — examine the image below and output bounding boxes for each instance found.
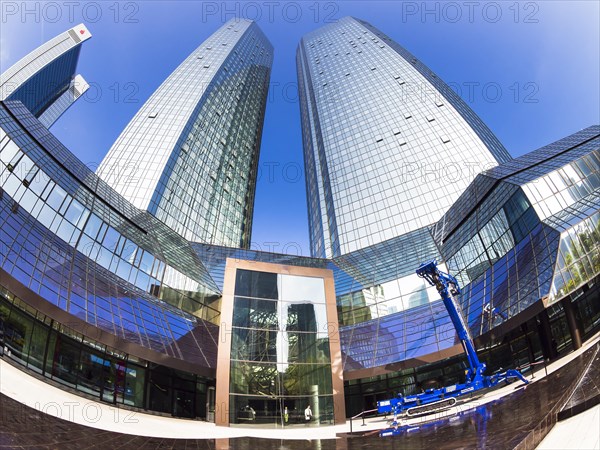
[234,269,278,299]
[232,297,278,329]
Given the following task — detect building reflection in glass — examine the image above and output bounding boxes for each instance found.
[229,269,334,426]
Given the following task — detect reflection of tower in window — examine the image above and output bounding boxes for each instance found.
[317,340,328,361]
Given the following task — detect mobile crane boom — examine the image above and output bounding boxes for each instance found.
[416,260,485,384]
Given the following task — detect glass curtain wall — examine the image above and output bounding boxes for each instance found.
[0,285,211,419]
[229,269,334,426]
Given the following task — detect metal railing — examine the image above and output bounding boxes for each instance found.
[349,408,378,434]
[515,359,549,379]
[513,343,599,450]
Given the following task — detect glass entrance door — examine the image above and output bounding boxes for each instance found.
[207,386,215,422]
[173,389,195,418]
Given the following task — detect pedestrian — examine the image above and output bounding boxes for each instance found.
[304,404,312,423]
[284,406,289,424]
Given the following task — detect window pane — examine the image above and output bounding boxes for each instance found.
[278,274,325,303]
[235,269,278,299]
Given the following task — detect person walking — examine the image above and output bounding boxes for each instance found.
[304,405,312,424]
[284,406,289,424]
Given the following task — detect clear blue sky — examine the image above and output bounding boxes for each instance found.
[2,1,599,256]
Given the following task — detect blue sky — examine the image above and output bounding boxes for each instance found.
[1,1,599,256]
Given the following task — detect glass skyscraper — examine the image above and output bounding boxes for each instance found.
[297,17,511,259]
[97,19,273,248]
[0,24,91,128]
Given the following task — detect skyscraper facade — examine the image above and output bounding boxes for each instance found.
[0,24,91,128]
[97,19,273,248]
[297,17,511,259]
[37,74,90,128]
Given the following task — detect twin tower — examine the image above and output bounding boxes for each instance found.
[6,18,511,257]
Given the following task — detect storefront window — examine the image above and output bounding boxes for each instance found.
[0,291,212,419]
[27,322,49,374]
[124,364,145,408]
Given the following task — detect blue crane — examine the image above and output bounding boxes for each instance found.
[378,260,528,433]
